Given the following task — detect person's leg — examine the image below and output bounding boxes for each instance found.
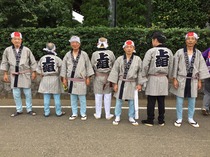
[202,79,210,115]
[157,96,165,124]
[188,97,199,127]
[43,93,51,116]
[141,96,156,126]
[94,93,103,118]
[104,93,113,119]
[113,99,123,125]
[176,96,184,121]
[70,94,78,116]
[188,97,196,120]
[12,88,23,113]
[79,95,87,118]
[128,100,135,118]
[147,96,156,123]
[174,96,184,127]
[53,94,64,116]
[23,88,33,113]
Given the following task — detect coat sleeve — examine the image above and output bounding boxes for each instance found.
[0,49,9,71]
[28,49,37,71]
[84,53,94,77]
[198,52,210,79]
[107,58,120,84]
[172,51,180,79]
[142,50,152,77]
[137,58,147,85]
[60,54,68,78]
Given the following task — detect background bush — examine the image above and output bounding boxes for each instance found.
[0,27,209,60]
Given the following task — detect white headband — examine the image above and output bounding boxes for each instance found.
[185,32,199,40]
[97,40,108,48]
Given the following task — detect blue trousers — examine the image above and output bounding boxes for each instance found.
[12,88,33,112]
[114,99,135,118]
[43,93,62,116]
[70,94,86,116]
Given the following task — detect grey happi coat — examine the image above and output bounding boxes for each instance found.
[170,48,210,97]
[60,50,94,95]
[0,46,37,88]
[91,49,115,94]
[108,54,146,100]
[142,46,173,96]
[36,54,63,94]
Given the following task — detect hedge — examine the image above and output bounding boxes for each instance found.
[0,27,209,60]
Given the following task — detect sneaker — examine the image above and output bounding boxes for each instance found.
[189,121,199,128]
[106,114,114,120]
[94,113,101,119]
[11,111,23,117]
[113,116,120,125]
[69,115,77,120]
[129,117,139,126]
[81,115,87,121]
[201,109,209,116]
[112,120,120,125]
[159,122,165,126]
[174,120,182,127]
[141,120,154,126]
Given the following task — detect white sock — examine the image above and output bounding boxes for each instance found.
[115,116,120,121]
[188,118,196,123]
[129,117,135,122]
[176,119,182,123]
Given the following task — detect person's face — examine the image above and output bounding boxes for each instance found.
[185,36,197,48]
[124,45,135,55]
[70,41,80,50]
[11,37,22,48]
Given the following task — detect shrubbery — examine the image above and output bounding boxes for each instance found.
[0,27,209,60]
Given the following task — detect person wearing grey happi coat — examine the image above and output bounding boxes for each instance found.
[91,37,115,120]
[141,31,173,127]
[60,36,94,121]
[36,43,65,117]
[171,32,210,128]
[0,32,37,117]
[108,40,146,126]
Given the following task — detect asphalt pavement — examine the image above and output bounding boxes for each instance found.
[0,98,210,157]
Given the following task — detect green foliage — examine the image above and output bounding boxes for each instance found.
[116,0,147,27]
[152,0,209,28]
[0,0,74,28]
[0,27,209,60]
[80,0,110,26]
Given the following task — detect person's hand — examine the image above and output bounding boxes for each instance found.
[113,84,118,92]
[62,78,68,87]
[198,80,202,90]
[86,77,90,86]
[31,71,37,80]
[173,78,179,89]
[136,84,142,91]
[3,72,9,82]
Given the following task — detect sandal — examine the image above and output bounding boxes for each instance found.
[27,111,36,116]
[189,122,199,128]
[11,112,23,117]
[57,112,66,117]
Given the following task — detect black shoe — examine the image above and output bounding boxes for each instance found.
[141,120,154,126]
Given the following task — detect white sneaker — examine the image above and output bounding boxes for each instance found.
[69,115,77,120]
[174,120,182,127]
[106,114,114,120]
[94,113,101,119]
[189,121,199,128]
[113,116,120,125]
[112,120,119,125]
[81,115,87,121]
[129,117,139,126]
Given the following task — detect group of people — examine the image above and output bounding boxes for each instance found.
[1,31,209,128]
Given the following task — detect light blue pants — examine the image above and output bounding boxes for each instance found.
[70,94,86,116]
[176,96,196,120]
[12,88,32,113]
[43,93,62,116]
[115,99,135,118]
